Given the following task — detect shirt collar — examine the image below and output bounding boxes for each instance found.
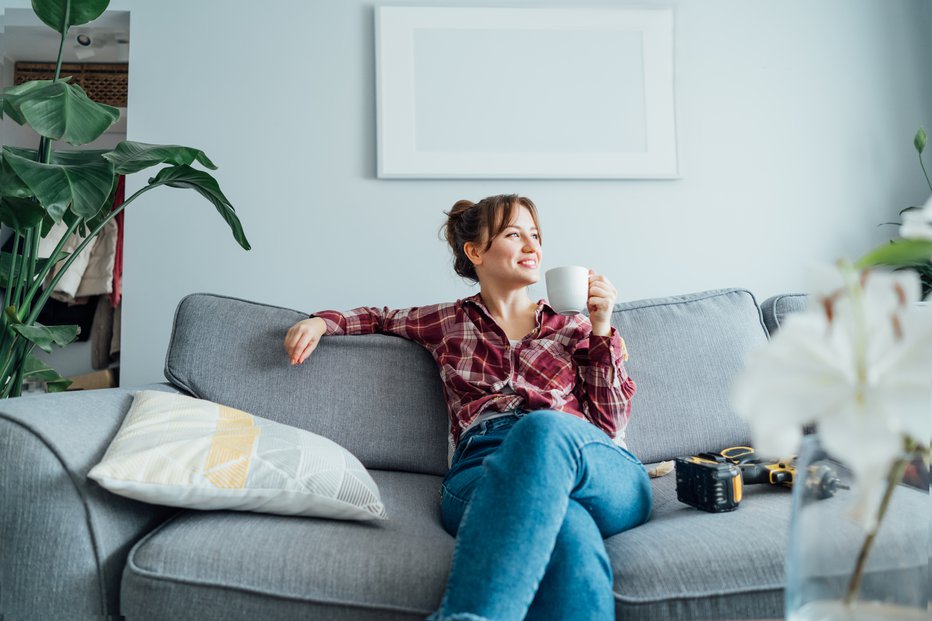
[463,293,556,320]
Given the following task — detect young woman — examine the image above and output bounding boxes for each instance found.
[283,194,652,621]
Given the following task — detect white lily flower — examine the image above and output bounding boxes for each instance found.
[899,195,932,240]
[731,265,932,529]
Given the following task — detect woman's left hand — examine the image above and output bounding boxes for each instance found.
[587,269,617,336]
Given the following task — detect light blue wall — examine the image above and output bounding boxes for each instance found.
[3,1,931,386]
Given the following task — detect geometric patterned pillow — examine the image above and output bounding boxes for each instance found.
[88,390,387,521]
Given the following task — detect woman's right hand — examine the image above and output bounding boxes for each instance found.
[284,317,327,365]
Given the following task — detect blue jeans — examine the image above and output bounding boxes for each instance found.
[427,410,653,621]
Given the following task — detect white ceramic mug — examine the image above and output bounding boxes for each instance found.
[545,266,589,315]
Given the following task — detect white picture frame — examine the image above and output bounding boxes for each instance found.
[375,6,677,179]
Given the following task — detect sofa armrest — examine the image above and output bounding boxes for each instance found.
[0,383,182,619]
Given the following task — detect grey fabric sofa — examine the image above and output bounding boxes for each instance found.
[0,288,822,619]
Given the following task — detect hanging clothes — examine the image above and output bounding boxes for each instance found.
[37,175,125,304]
[110,175,125,308]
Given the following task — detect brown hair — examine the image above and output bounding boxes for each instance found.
[441,194,541,283]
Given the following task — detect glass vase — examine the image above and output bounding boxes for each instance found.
[785,434,929,621]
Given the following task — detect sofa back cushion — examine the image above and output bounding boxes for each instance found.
[759,293,808,337]
[165,294,450,476]
[165,289,769,475]
[611,289,767,464]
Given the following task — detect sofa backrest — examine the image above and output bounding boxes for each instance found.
[612,289,766,464]
[164,294,450,476]
[164,289,769,475]
[759,293,808,337]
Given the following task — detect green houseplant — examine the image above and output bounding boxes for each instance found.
[0,0,250,397]
[866,127,932,299]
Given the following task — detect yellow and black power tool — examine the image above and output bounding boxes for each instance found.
[674,446,846,513]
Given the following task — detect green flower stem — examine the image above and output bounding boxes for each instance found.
[843,457,909,606]
[920,153,931,193]
[20,217,81,313]
[25,183,152,327]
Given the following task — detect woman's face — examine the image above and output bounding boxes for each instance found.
[472,205,542,288]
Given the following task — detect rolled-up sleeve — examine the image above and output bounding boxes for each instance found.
[311,304,450,347]
[573,327,637,437]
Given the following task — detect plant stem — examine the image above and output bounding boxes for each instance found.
[53,12,68,83]
[21,218,81,312]
[21,225,42,315]
[10,347,26,397]
[0,340,21,396]
[10,228,34,316]
[3,232,21,312]
[0,231,21,361]
[25,184,151,327]
[843,457,909,605]
[920,153,932,193]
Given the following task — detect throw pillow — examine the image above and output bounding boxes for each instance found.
[88,390,388,521]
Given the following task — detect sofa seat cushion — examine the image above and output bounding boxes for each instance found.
[610,466,787,619]
[121,464,926,621]
[123,466,792,620]
[121,469,452,620]
[611,464,928,621]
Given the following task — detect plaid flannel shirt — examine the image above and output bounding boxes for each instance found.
[313,293,635,447]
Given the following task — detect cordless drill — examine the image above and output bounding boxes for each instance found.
[674,446,846,513]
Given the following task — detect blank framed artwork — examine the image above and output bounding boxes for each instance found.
[375,6,677,179]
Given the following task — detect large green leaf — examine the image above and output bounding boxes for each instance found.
[3,80,119,145]
[856,239,932,269]
[0,80,55,125]
[3,147,115,221]
[10,322,79,353]
[0,156,35,200]
[32,0,110,34]
[150,165,251,250]
[22,353,72,392]
[3,145,110,165]
[0,197,45,232]
[0,251,68,288]
[104,141,218,174]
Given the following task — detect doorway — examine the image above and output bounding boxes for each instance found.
[0,8,130,391]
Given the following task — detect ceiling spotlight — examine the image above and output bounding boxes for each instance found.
[76,33,92,47]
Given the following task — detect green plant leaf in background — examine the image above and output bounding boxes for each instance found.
[104,141,218,174]
[0,155,35,200]
[915,127,927,155]
[32,0,110,34]
[0,80,55,126]
[149,165,252,250]
[0,197,45,232]
[3,147,115,221]
[2,80,119,145]
[856,239,932,269]
[10,322,79,353]
[22,354,72,392]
